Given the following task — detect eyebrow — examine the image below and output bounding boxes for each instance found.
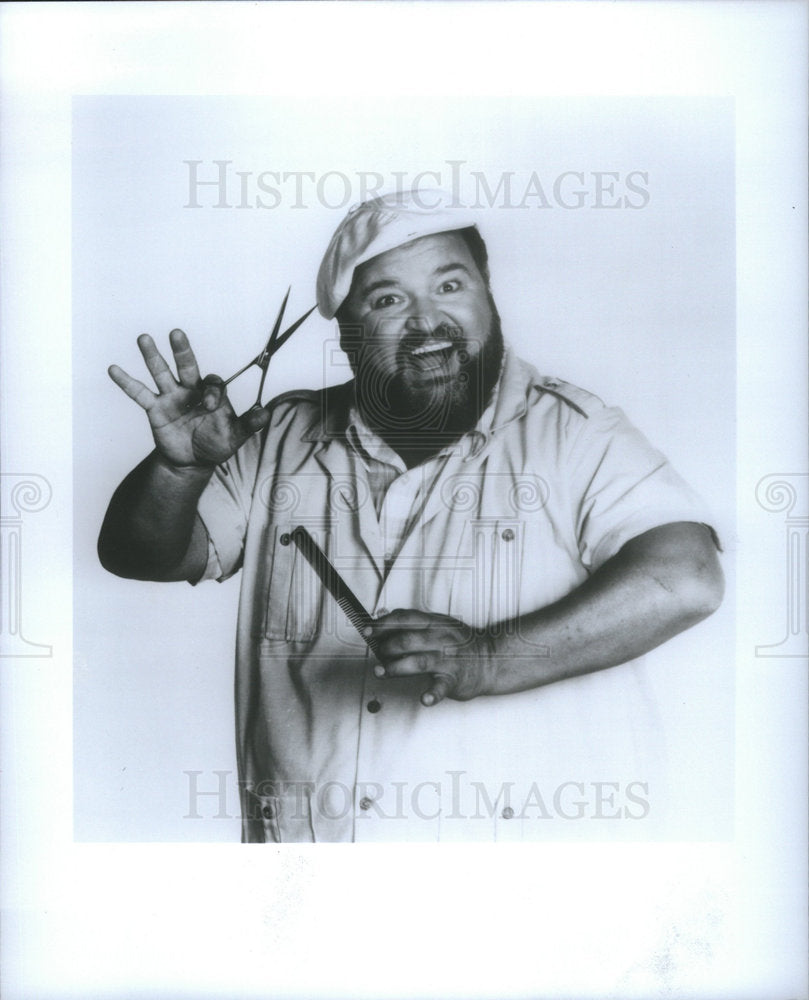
[358,262,473,301]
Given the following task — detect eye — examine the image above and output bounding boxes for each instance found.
[372,293,400,310]
[439,279,462,294]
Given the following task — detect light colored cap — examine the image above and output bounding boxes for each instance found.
[316,189,479,319]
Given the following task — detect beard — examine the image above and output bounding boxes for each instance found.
[349,302,506,459]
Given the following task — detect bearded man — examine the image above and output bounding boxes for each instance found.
[99,190,723,842]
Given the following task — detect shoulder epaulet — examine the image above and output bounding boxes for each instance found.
[266,387,323,410]
[262,387,328,438]
[536,376,605,419]
[265,381,354,441]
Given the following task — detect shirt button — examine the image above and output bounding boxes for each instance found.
[367,699,382,713]
[501,806,515,820]
[262,804,275,820]
[501,528,515,542]
[359,796,374,811]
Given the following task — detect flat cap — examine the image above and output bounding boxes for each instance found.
[316,189,479,320]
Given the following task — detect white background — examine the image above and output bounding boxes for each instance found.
[1,2,806,998]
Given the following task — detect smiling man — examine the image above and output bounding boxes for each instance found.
[334,228,504,465]
[99,189,724,842]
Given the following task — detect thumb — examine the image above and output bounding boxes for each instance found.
[421,672,454,707]
[234,403,271,441]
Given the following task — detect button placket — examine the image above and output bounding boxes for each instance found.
[491,519,523,629]
[355,579,386,827]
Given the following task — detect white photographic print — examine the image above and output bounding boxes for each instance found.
[2,4,806,999]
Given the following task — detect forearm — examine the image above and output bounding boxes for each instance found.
[98,450,213,581]
[489,522,724,694]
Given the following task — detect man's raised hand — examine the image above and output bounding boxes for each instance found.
[108,329,270,469]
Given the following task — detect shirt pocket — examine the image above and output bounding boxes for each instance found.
[262,523,325,643]
[448,517,524,630]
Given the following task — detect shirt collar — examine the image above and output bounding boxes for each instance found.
[346,409,406,472]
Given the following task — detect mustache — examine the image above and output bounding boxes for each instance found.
[398,322,464,357]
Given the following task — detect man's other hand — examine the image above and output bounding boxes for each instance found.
[368,610,496,707]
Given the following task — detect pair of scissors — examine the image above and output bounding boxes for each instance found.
[223,287,316,407]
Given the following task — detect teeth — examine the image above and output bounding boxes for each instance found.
[411,340,453,356]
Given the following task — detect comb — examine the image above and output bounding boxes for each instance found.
[289,526,380,657]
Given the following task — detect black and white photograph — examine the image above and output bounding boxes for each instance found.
[76,96,734,846]
[2,3,806,998]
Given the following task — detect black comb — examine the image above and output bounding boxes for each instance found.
[289,526,380,657]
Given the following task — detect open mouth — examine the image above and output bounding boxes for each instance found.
[398,331,465,385]
[406,339,458,376]
[409,338,455,358]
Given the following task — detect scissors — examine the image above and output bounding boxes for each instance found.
[223,287,316,407]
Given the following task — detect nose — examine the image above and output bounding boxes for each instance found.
[405,314,433,334]
[404,296,443,335]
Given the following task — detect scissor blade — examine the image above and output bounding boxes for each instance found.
[272,305,318,352]
[256,286,291,368]
[255,363,271,406]
[223,356,260,386]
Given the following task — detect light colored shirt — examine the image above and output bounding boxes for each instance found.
[196,347,712,843]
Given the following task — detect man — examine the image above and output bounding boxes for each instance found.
[99,190,724,843]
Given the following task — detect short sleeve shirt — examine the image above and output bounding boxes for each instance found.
[196,347,713,843]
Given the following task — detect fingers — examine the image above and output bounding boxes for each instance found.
[370,615,463,696]
[422,673,455,707]
[225,403,272,454]
[200,375,226,412]
[375,609,448,628]
[368,611,476,707]
[137,334,179,395]
[373,650,440,679]
[374,650,454,707]
[239,404,272,435]
[372,651,456,707]
[110,332,201,404]
[107,364,156,410]
[374,627,423,663]
[169,329,201,388]
[372,614,465,662]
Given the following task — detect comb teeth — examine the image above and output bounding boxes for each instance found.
[290,526,379,658]
[338,597,379,652]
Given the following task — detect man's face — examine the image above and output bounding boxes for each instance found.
[339,231,503,442]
